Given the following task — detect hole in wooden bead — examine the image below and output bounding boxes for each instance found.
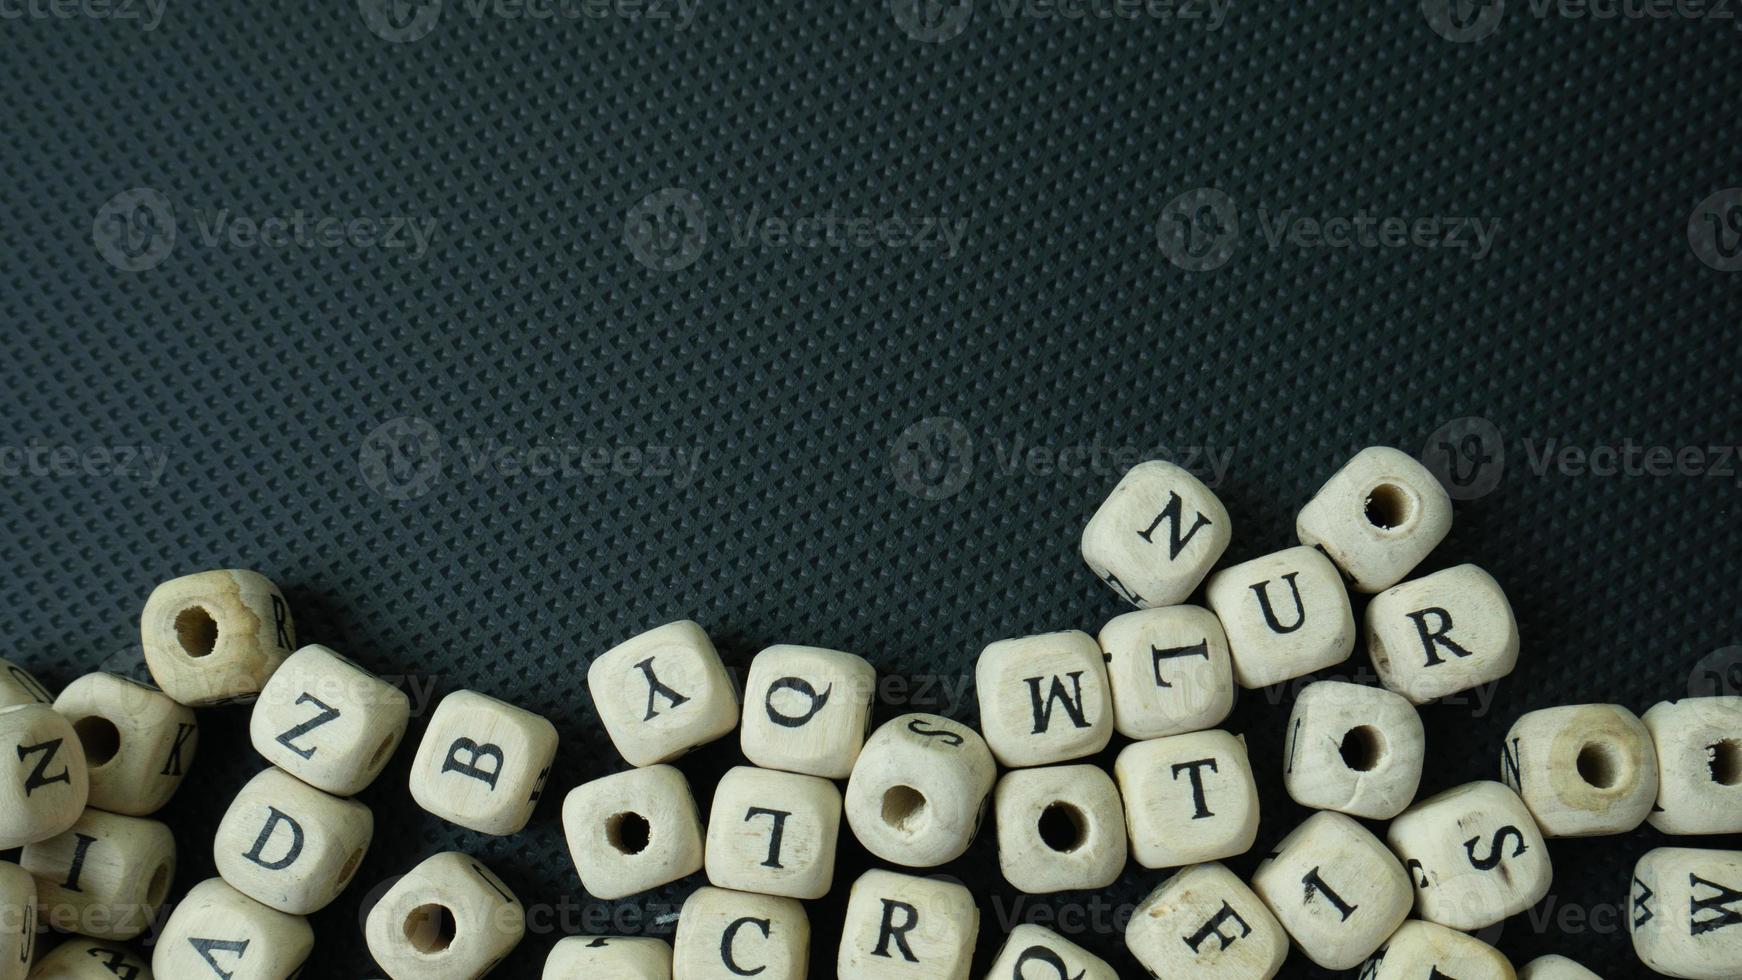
[1576,741,1622,788]
[606,812,652,855]
[73,716,122,768]
[174,606,220,658]
[338,848,365,886]
[1709,739,1742,786]
[404,903,456,954]
[367,731,398,770]
[1363,483,1415,531]
[1339,726,1386,772]
[146,863,171,906]
[881,785,928,834]
[1037,802,1088,853]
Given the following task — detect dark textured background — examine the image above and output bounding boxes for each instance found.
[3,0,1741,975]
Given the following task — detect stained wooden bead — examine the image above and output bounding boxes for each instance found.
[1099,605,1235,740]
[140,570,295,706]
[837,869,977,980]
[672,886,808,980]
[1127,862,1287,979]
[1366,564,1519,704]
[588,621,739,767]
[985,924,1117,980]
[1387,781,1552,931]
[152,878,312,980]
[1115,729,1258,869]
[1206,546,1355,689]
[994,764,1126,894]
[409,690,558,836]
[543,936,672,979]
[561,765,704,901]
[1295,446,1453,593]
[843,713,994,868]
[1643,697,1742,835]
[975,630,1112,768]
[363,852,524,980]
[1629,846,1742,980]
[0,862,35,980]
[1282,680,1424,820]
[1360,920,1514,979]
[26,938,152,979]
[1251,811,1411,970]
[1518,953,1603,979]
[1501,703,1657,837]
[1081,460,1232,608]
[739,645,875,780]
[705,765,841,900]
[20,809,174,940]
[249,645,409,796]
[0,704,88,850]
[54,673,196,817]
[0,658,52,710]
[213,768,373,915]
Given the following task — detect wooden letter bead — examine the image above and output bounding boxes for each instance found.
[0,657,52,710]
[0,704,87,850]
[1126,862,1287,979]
[54,673,196,817]
[1643,697,1742,835]
[248,645,410,796]
[1295,446,1453,593]
[20,809,174,940]
[1630,847,1742,980]
[1282,680,1424,820]
[0,862,35,980]
[705,765,841,900]
[213,768,373,915]
[837,869,977,980]
[152,877,312,980]
[1361,920,1513,979]
[1098,605,1234,740]
[1501,703,1657,837]
[975,631,1112,768]
[561,765,704,900]
[843,713,995,868]
[364,852,524,980]
[140,570,295,706]
[27,938,152,979]
[740,645,875,779]
[1518,954,1604,979]
[1115,729,1258,869]
[544,936,672,979]
[994,764,1126,894]
[1251,811,1411,970]
[1366,564,1519,704]
[986,924,1117,980]
[672,886,808,980]
[1205,546,1355,689]
[1081,460,1232,608]
[589,621,739,767]
[1386,780,1552,931]
[409,689,558,835]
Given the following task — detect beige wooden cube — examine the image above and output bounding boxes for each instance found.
[1283,680,1424,820]
[1367,564,1519,704]
[1630,847,1742,980]
[140,570,295,706]
[562,764,704,900]
[1502,703,1656,837]
[1081,460,1232,608]
[994,764,1126,894]
[985,924,1117,980]
[0,862,35,980]
[589,621,739,767]
[1643,697,1742,835]
[1127,862,1288,979]
[0,657,52,709]
[837,870,976,979]
[27,938,152,979]
[20,809,174,940]
[213,767,373,915]
[364,852,524,980]
[1387,781,1552,931]
[1295,446,1453,593]
[843,713,994,868]
[409,689,558,835]
[1251,811,1411,970]
[975,631,1112,768]
[1360,920,1514,979]
[740,645,875,779]
[544,935,672,979]
[53,673,196,817]
[0,704,88,850]
[152,877,312,980]
[1115,729,1258,869]
[1518,954,1603,979]
[1099,605,1235,740]
[1206,546,1355,689]
[249,644,410,796]
[705,765,840,900]
[672,886,808,980]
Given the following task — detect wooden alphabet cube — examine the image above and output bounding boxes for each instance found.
[213,767,373,915]
[152,877,312,980]
[672,886,808,980]
[705,765,841,900]
[1359,920,1514,979]
[20,809,174,940]
[589,621,739,767]
[1366,564,1519,704]
[27,938,152,979]
[249,644,410,796]
[1098,605,1235,740]
[0,657,52,709]
[410,689,558,835]
[1127,862,1287,979]
[1501,703,1656,837]
[1251,811,1411,970]
[1387,780,1552,931]
[1518,954,1603,979]
[994,764,1126,894]
[1206,546,1355,689]
[1630,847,1742,980]
[0,862,35,980]
[740,645,874,779]
[54,672,196,817]
[986,924,1116,980]
[543,936,672,979]
[837,870,977,979]
[1115,729,1258,869]
[1643,697,1742,835]
[843,713,995,868]
[1295,445,1453,593]
[140,569,295,706]
[364,852,524,980]
[1081,460,1232,608]
[975,630,1112,768]
[1283,680,1424,820]
[562,764,704,900]
[0,704,87,850]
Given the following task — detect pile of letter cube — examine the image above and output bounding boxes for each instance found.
[0,445,1737,978]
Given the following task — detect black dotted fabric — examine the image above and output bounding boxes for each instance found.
[2,1,1741,975]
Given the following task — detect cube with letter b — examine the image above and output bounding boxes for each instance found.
[410,689,558,835]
